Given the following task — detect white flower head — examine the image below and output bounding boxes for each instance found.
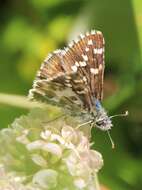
[0,108,104,189]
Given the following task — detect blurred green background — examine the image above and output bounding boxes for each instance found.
[0,0,142,189]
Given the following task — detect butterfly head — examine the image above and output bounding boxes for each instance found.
[93,100,113,131]
[95,112,113,131]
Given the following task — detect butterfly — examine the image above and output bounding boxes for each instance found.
[29,30,113,131]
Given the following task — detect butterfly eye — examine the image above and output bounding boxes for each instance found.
[96,119,104,126]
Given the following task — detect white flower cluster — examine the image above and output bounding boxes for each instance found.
[16,124,103,190]
[0,166,39,190]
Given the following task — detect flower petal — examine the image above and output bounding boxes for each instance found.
[74,178,86,189]
[31,154,47,167]
[40,130,51,140]
[26,140,44,150]
[42,143,62,157]
[33,169,58,189]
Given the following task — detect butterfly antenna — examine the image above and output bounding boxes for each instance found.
[106,130,115,149]
[109,110,128,119]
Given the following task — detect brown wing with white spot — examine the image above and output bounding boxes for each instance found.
[29,30,105,111]
[61,30,105,110]
[29,50,84,111]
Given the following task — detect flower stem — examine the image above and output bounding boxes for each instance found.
[94,173,101,190]
[0,93,43,109]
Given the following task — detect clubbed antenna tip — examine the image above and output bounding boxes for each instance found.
[109,110,129,119]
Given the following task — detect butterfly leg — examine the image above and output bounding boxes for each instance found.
[76,120,93,129]
[42,114,66,125]
[90,121,95,129]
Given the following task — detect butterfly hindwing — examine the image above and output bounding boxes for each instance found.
[29,52,84,111]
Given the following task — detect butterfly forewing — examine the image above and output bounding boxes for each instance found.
[29,30,105,112]
[62,30,105,109]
